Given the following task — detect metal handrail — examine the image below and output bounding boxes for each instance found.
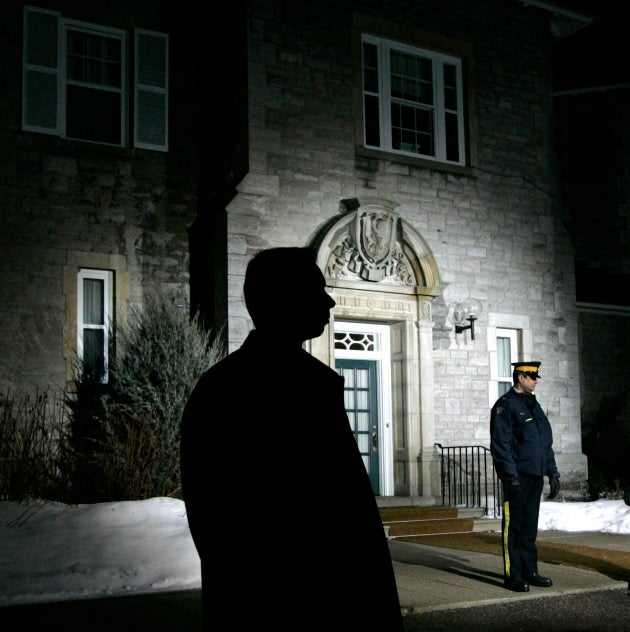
[434,443,503,518]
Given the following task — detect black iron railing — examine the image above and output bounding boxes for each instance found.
[434,443,503,518]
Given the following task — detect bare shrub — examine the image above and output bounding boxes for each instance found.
[0,388,71,501]
[66,292,224,502]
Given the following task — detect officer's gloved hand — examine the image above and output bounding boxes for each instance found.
[548,476,560,500]
[505,476,520,496]
[624,487,630,507]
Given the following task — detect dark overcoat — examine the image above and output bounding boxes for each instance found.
[181,330,403,631]
[490,388,559,480]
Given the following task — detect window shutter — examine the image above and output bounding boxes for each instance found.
[134,29,168,152]
[22,6,60,134]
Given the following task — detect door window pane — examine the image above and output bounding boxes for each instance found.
[341,367,354,386]
[356,368,369,388]
[356,390,369,409]
[344,390,355,410]
[357,411,370,432]
[357,434,370,454]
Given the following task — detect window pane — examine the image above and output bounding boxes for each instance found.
[364,94,380,147]
[362,35,464,166]
[445,112,460,162]
[362,42,378,93]
[67,31,121,88]
[499,381,511,396]
[390,51,432,105]
[342,367,354,387]
[357,412,370,432]
[443,63,457,110]
[497,337,511,378]
[83,278,104,325]
[349,333,367,350]
[65,28,122,145]
[357,434,370,454]
[343,390,355,410]
[362,454,370,473]
[391,103,434,155]
[67,85,121,144]
[356,368,369,389]
[356,391,369,409]
[83,328,105,377]
[346,411,356,431]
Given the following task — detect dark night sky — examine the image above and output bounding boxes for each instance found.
[552,1,630,92]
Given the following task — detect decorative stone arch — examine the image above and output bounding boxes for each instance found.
[309,197,443,500]
[313,197,442,298]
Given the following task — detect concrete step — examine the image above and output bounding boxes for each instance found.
[379,505,459,521]
[379,505,501,539]
[386,517,475,537]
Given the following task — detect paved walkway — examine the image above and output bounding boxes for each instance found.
[391,530,629,614]
[1,531,628,630]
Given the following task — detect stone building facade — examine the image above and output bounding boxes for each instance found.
[219,0,588,499]
[0,0,198,390]
[2,0,601,503]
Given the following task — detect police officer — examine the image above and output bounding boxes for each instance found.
[490,361,560,592]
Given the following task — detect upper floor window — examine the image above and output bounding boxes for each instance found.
[362,34,465,166]
[77,268,114,383]
[22,5,168,151]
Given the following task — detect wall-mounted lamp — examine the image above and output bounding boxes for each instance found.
[452,298,483,340]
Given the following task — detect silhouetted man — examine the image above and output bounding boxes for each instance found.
[180,247,403,631]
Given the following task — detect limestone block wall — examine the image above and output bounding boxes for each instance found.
[0,143,196,392]
[0,0,197,393]
[226,0,586,486]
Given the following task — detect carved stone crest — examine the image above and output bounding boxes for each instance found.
[352,209,398,281]
[327,207,415,285]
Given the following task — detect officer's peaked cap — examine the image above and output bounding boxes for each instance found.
[511,361,542,379]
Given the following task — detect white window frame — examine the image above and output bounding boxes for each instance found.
[77,268,113,383]
[334,321,394,496]
[22,5,168,152]
[361,34,465,166]
[488,314,533,407]
[61,18,128,146]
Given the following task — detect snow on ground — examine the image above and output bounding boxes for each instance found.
[1,497,629,606]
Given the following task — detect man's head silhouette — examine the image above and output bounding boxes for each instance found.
[244,247,335,344]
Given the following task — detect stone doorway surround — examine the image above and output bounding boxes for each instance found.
[307,197,445,500]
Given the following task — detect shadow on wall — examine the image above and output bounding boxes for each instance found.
[581,388,630,499]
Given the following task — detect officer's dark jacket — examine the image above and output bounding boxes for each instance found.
[490,388,559,480]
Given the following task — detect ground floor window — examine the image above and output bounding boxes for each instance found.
[496,328,518,396]
[77,268,113,382]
